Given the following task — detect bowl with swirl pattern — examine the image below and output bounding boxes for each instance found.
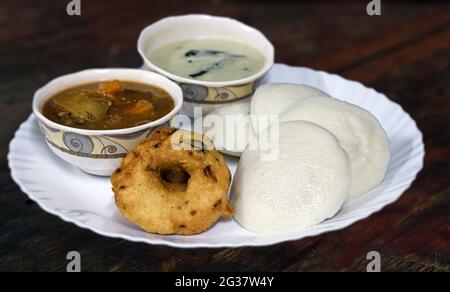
[138,14,274,116]
[32,68,183,176]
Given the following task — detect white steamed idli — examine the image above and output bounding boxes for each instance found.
[200,102,256,157]
[280,96,390,198]
[232,121,351,234]
[250,83,330,135]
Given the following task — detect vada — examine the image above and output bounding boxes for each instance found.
[112,128,233,235]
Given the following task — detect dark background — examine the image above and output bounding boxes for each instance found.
[1,0,449,272]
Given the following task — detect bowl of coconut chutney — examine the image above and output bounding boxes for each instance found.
[138,14,274,116]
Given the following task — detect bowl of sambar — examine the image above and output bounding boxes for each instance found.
[32,68,183,176]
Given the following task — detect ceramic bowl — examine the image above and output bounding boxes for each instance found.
[138,14,274,116]
[32,68,183,176]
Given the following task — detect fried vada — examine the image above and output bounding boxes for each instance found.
[112,128,233,235]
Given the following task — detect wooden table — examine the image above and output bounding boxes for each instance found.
[1,0,449,272]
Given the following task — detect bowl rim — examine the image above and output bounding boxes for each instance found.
[137,14,275,87]
[32,68,183,136]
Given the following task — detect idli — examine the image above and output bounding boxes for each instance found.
[250,83,330,135]
[200,102,256,157]
[281,96,390,198]
[232,121,351,234]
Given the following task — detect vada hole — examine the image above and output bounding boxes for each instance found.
[160,166,190,192]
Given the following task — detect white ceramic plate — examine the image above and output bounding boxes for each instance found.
[8,64,424,248]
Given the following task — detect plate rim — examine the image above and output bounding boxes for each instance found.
[7,63,425,249]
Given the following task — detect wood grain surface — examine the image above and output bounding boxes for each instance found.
[0,0,449,272]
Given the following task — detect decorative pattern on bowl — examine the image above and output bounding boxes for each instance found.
[179,81,256,104]
[37,121,152,159]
